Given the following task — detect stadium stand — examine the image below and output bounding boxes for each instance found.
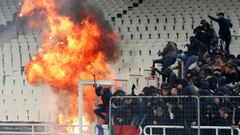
[96,0,240,80]
[0,33,55,122]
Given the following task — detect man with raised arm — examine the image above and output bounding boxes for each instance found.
[208,12,233,55]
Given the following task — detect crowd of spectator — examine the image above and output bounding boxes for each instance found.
[94,12,240,135]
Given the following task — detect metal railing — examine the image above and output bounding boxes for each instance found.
[1,96,240,135]
[109,96,200,135]
[109,96,240,135]
[0,123,91,135]
[144,125,240,135]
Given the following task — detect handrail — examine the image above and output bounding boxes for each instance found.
[232,34,240,37]
[0,123,89,127]
[0,123,140,135]
[139,126,143,135]
[144,125,240,135]
[110,95,199,98]
[0,123,90,135]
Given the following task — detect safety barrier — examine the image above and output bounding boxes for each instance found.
[1,96,240,135]
[0,123,90,135]
[144,125,240,135]
[109,96,240,135]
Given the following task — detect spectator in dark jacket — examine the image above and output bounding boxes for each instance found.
[178,36,199,79]
[163,68,178,83]
[202,21,219,53]
[197,30,211,48]
[217,107,232,135]
[202,76,218,93]
[152,42,178,77]
[222,63,239,84]
[94,86,112,124]
[208,12,233,55]
[201,105,215,126]
[193,26,209,57]
[180,79,196,96]
[178,79,197,135]
[152,107,172,125]
[216,76,234,96]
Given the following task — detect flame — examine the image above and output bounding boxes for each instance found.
[21,0,118,132]
[57,114,89,133]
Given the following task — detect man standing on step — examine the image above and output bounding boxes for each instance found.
[208,12,233,56]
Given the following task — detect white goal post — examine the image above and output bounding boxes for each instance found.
[78,80,114,135]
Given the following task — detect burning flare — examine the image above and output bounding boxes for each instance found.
[20,0,119,131]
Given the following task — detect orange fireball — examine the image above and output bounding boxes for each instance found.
[21,0,119,128]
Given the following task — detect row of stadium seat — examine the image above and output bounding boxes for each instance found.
[0,85,56,121]
[96,0,240,47]
[0,33,56,122]
[1,33,237,82]
[0,0,19,25]
[96,0,141,21]
[0,34,39,77]
[1,33,238,85]
[0,33,183,79]
[0,75,56,122]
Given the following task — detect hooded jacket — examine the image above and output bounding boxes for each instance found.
[162,42,178,58]
[216,76,234,95]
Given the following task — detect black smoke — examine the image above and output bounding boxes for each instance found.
[20,0,120,61]
[55,0,120,61]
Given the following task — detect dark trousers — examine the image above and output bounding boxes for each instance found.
[225,38,231,55]
[94,105,109,124]
[221,36,231,55]
[152,56,176,72]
